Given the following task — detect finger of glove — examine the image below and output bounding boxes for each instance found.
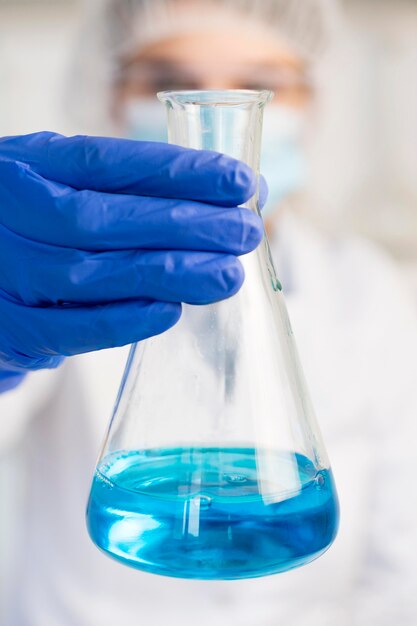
[0,292,182,363]
[0,132,256,207]
[259,175,268,210]
[0,160,263,253]
[0,228,244,305]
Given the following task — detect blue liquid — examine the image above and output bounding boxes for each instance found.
[87,447,339,580]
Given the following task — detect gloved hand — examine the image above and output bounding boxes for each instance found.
[0,132,264,391]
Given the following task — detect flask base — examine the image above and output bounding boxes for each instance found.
[86,447,339,580]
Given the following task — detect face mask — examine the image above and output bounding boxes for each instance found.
[260,105,307,215]
[122,98,168,142]
[123,99,306,214]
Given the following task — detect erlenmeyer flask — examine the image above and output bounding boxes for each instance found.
[86,90,339,580]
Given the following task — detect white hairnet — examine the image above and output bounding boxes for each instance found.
[67,0,341,133]
[105,0,336,62]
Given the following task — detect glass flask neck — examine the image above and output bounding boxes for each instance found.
[158,89,273,208]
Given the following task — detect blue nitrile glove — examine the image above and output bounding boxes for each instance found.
[0,132,264,392]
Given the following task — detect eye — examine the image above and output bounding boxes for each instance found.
[239,81,264,91]
[237,77,280,92]
[150,76,202,92]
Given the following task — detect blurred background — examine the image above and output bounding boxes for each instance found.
[1,0,416,286]
[1,0,417,623]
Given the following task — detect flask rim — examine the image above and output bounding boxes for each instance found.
[157,89,273,108]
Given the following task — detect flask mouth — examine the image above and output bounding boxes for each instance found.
[157,89,273,108]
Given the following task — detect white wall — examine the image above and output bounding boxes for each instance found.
[355,0,417,260]
[0,1,81,136]
[310,0,417,260]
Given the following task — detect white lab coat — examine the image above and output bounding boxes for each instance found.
[1,211,417,626]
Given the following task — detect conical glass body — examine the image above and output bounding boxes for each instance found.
[86,90,339,580]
